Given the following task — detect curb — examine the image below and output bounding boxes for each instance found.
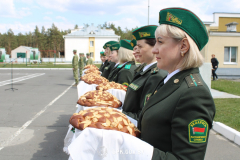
[0,68,72,70]
[213,121,240,146]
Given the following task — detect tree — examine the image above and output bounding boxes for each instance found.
[74,24,78,29]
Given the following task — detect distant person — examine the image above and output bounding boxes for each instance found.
[211,54,219,80]
[86,53,93,65]
[78,53,84,78]
[72,50,79,86]
[83,54,86,66]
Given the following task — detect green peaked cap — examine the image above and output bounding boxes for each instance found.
[110,43,120,51]
[132,25,158,40]
[159,7,209,51]
[103,41,118,49]
[86,53,90,56]
[73,50,77,52]
[100,51,106,56]
[79,53,84,55]
[120,39,133,50]
[130,39,137,48]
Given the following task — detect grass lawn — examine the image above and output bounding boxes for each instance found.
[0,63,101,68]
[212,79,240,131]
[214,98,240,131]
[212,79,240,96]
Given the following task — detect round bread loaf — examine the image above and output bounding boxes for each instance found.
[84,64,99,70]
[96,82,127,91]
[84,69,101,75]
[81,73,108,85]
[69,107,140,137]
[77,90,122,108]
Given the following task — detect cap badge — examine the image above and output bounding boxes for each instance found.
[139,32,151,38]
[166,12,182,25]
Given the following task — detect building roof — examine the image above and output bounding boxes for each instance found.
[64,23,120,38]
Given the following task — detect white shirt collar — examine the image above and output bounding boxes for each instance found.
[164,69,181,84]
[143,62,157,72]
[114,63,119,67]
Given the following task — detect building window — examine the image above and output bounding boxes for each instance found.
[224,47,237,64]
[90,41,94,47]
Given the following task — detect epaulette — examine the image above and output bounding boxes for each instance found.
[151,67,159,74]
[124,64,131,69]
[185,73,203,87]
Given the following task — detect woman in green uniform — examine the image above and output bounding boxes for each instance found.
[137,8,216,160]
[131,39,146,75]
[99,51,107,72]
[108,42,120,81]
[101,41,117,78]
[122,25,167,120]
[108,39,137,87]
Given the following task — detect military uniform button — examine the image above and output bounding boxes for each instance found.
[174,79,179,83]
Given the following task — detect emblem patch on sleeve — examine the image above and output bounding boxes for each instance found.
[122,82,129,87]
[188,119,208,143]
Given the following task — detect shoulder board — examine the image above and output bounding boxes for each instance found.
[185,74,203,88]
[125,64,131,69]
[117,64,123,68]
[151,67,159,74]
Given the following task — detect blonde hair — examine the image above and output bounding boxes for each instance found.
[118,47,135,64]
[155,24,204,70]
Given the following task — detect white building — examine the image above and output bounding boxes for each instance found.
[11,46,40,61]
[63,23,120,62]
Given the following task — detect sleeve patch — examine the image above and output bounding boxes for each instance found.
[188,119,208,143]
[122,82,129,87]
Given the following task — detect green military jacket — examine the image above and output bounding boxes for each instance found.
[134,63,146,76]
[72,55,78,69]
[122,63,167,120]
[101,60,116,79]
[78,57,84,68]
[99,61,107,73]
[110,61,137,87]
[138,68,215,160]
[86,57,93,65]
[83,57,86,66]
[107,64,120,81]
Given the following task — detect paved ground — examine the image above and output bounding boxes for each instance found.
[0,70,239,160]
[211,89,240,98]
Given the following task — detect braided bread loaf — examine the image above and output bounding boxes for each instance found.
[77,90,122,108]
[69,107,140,137]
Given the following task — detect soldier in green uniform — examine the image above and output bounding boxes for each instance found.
[108,42,121,81]
[101,41,118,78]
[83,54,86,66]
[136,8,215,160]
[108,39,137,87]
[122,25,167,120]
[99,51,107,72]
[72,50,79,86]
[131,39,146,75]
[78,53,84,78]
[86,53,93,65]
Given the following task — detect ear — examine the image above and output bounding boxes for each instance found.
[180,38,190,56]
